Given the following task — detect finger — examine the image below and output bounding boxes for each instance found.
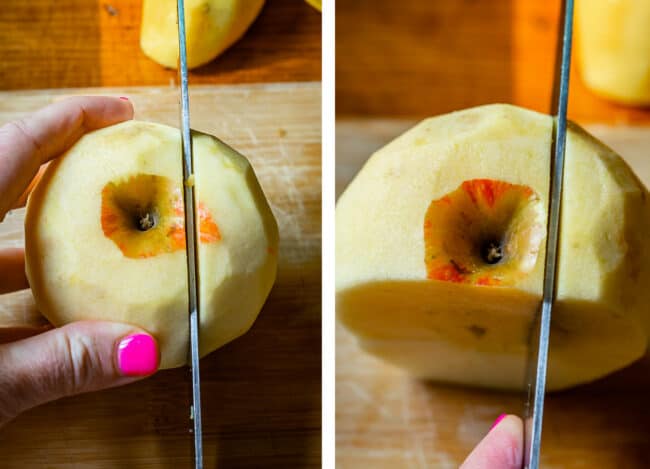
[0,321,159,426]
[0,248,28,294]
[460,414,523,469]
[0,96,133,218]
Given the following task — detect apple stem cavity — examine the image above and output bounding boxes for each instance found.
[482,241,503,264]
[137,211,157,231]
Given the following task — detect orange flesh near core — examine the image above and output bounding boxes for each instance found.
[424,178,545,286]
[101,174,221,258]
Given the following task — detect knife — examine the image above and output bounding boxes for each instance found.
[523,1,574,468]
[176,0,204,467]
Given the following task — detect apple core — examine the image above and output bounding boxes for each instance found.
[101,173,220,259]
[424,178,545,286]
[482,241,503,264]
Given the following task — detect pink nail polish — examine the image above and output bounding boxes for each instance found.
[490,413,508,431]
[119,96,129,101]
[117,334,159,376]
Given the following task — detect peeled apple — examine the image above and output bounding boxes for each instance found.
[576,0,650,105]
[336,104,650,391]
[25,120,278,369]
[140,0,265,69]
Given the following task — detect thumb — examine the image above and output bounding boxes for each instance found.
[0,321,159,425]
[460,414,524,469]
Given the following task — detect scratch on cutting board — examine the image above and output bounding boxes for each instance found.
[401,383,429,469]
[409,383,458,469]
[244,127,259,145]
[341,382,393,419]
[456,404,501,446]
[258,142,308,249]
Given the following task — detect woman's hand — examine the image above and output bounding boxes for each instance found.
[460,414,524,469]
[0,96,160,427]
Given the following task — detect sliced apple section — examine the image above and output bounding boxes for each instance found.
[336,104,650,390]
[338,280,647,390]
[25,120,278,369]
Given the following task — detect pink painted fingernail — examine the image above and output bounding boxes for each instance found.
[490,413,508,431]
[119,96,129,101]
[117,334,159,376]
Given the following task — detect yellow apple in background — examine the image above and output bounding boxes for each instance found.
[576,0,650,105]
[25,120,278,369]
[305,0,322,12]
[140,0,265,69]
[336,104,650,391]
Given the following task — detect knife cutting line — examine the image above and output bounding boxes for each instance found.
[176,0,204,467]
[523,1,574,468]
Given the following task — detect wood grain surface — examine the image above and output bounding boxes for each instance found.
[0,0,321,90]
[336,118,650,468]
[0,82,321,468]
[336,0,650,124]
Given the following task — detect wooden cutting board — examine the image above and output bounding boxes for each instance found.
[337,119,650,468]
[0,82,321,468]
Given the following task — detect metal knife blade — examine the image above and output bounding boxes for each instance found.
[523,1,574,468]
[176,1,203,467]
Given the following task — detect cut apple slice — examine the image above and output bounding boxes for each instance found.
[25,120,279,369]
[336,104,650,390]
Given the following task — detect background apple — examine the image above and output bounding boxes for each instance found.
[25,120,279,369]
[576,0,650,105]
[140,0,265,69]
[336,104,650,390]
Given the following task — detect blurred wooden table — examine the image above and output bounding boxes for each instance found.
[337,0,650,124]
[337,118,650,468]
[0,0,321,89]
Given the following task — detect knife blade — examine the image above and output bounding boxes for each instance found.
[176,1,203,467]
[523,1,574,468]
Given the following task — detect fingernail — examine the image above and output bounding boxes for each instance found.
[117,333,159,376]
[119,96,129,101]
[490,413,508,431]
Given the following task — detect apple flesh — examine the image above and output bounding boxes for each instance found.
[140,0,265,69]
[336,104,650,390]
[25,120,278,369]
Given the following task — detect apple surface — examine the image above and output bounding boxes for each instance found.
[336,104,650,391]
[25,120,278,369]
[140,0,265,69]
